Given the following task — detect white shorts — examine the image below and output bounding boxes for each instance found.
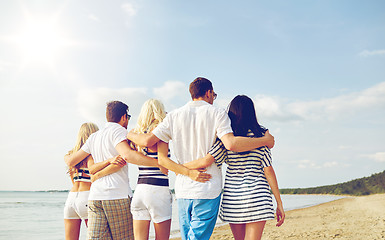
[64,191,89,220]
[131,184,172,223]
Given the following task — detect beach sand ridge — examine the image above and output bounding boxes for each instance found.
[173,194,385,240]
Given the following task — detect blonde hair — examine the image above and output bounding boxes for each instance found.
[133,99,166,151]
[67,122,99,176]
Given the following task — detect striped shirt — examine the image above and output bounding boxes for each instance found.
[73,168,91,183]
[209,131,275,223]
[137,148,170,187]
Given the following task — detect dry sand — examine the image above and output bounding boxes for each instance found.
[172,194,385,240]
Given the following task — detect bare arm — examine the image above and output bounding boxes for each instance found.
[157,141,211,182]
[65,150,90,168]
[156,142,169,175]
[127,130,160,148]
[89,155,126,182]
[264,166,285,227]
[88,156,112,175]
[183,154,215,170]
[220,130,275,152]
[115,140,159,167]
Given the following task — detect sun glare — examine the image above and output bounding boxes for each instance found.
[13,13,72,67]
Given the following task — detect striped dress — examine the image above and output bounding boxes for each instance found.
[209,132,275,223]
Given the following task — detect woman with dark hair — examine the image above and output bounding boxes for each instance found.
[185,95,284,240]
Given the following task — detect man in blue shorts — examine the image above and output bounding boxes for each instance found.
[127,77,275,240]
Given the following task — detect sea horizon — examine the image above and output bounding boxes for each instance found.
[0,191,345,240]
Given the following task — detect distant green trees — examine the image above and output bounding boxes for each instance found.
[279,170,385,196]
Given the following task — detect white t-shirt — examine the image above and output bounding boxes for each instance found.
[81,122,132,200]
[153,100,233,199]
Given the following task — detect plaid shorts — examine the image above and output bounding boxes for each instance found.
[87,197,134,240]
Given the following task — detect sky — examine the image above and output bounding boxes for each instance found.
[0,0,384,191]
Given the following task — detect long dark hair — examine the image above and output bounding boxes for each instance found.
[228,95,266,138]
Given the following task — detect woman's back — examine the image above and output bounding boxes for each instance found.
[70,158,92,192]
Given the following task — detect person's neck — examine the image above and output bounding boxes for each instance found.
[110,121,126,128]
[193,97,208,103]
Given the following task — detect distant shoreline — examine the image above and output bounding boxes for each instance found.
[0,190,70,192]
[0,189,378,196]
[279,170,385,196]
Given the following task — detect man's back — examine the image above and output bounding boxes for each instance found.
[82,122,131,200]
[153,100,232,199]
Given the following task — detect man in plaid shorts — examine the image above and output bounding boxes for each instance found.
[66,101,160,239]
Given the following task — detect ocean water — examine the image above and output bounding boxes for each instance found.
[0,191,344,240]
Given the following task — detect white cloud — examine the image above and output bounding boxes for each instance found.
[77,87,149,126]
[214,98,230,109]
[323,161,338,168]
[153,81,186,101]
[76,83,190,128]
[297,159,320,169]
[338,145,352,150]
[364,152,385,162]
[121,3,138,17]
[153,81,189,110]
[253,81,385,122]
[296,159,342,169]
[359,49,385,57]
[254,95,302,121]
[88,14,101,22]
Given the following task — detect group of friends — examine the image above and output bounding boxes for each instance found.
[63,77,285,240]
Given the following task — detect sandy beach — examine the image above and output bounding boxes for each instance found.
[172,194,385,240]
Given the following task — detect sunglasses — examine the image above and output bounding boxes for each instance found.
[213,92,217,100]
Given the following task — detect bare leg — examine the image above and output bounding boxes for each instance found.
[64,219,81,240]
[229,223,246,240]
[133,220,150,240]
[153,219,171,240]
[245,221,266,240]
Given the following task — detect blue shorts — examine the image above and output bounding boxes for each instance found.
[177,194,221,240]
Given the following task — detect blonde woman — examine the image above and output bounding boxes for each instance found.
[130,99,172,240]
[91,99,172,240]
[64,123,98,240]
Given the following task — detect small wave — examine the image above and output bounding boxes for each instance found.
[0,201,65,208]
